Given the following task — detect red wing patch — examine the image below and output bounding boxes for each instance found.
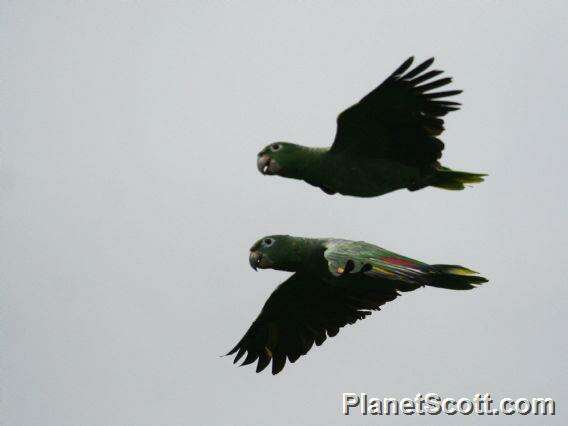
[381,257,418,267]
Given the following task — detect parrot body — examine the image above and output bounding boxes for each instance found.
[256,57,486,197]
[228,235,487,374]
[271,146,421,197]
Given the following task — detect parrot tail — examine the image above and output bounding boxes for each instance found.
[427,264,488,290]
[431,167,487,190]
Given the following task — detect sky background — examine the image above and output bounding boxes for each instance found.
[2,1,567,425]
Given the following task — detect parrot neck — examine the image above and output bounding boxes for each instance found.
[289,237,326,271]
[282,146,328,181]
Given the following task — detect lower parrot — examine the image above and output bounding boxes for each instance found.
[228,235,488,374]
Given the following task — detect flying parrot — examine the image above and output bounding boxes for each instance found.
[256,57,486,197]
[228,235,488,374]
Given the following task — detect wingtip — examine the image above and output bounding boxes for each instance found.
[421,57,436,69]
[392,56,414,76]
[226,344,239,356]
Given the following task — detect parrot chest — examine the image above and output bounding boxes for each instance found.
[307,155,420,197]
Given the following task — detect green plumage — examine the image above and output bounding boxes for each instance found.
[229,235,488,374]
[256,57,486,197]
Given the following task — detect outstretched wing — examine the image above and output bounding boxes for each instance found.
[330,57,462,168]
[227,272,400,375]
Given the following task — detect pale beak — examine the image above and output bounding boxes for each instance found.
[256,154,281,175]
[257,154,271,174]
[249,251,262,271]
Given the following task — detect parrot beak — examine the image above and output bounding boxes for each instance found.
[257,154,281,175]
[249,250,272,271]
[249,250,262,271]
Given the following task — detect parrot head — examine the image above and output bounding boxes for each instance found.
[249,235,305,272]
[256,142,305,177]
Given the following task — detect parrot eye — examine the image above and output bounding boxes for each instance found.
[270,143,281,151]
[263,238,274,247]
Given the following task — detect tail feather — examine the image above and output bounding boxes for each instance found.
[432,167,487,191]
[427,264,488,290]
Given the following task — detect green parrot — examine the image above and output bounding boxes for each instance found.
[228,235,487,374]
[256,57,486,197]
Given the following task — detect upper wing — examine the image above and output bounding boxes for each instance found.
[324,239,488,290]
[324,239,431,285]
[227,272,400,375]
[330,57,462,168]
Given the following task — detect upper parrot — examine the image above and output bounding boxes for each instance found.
[228,235,487,374]
[256,57,486,197]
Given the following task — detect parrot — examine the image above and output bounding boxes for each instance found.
[227,235,488,374]
[256,57,486,197]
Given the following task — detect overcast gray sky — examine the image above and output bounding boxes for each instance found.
[2,1,567,425]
